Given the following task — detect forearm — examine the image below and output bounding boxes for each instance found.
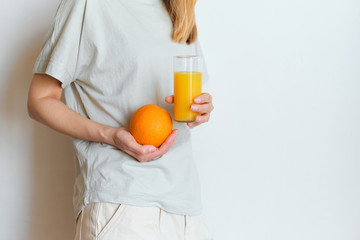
[28,96,116,146]
[27,73,178,163]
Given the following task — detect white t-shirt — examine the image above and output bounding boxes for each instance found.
[33,0,209,219]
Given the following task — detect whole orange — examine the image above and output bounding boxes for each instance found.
[129,104,173,147]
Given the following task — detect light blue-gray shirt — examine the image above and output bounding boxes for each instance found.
[33,0,209,219]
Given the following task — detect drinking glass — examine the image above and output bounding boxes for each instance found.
[173,56,203,122]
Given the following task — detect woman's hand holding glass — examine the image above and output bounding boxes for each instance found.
[165,93,214,128]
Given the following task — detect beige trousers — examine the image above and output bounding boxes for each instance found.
[74,202,214,240]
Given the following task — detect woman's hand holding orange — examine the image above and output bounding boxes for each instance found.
[111,128,177,163]
[165,93,214,128]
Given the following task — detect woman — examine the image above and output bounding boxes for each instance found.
[27,0,214,239]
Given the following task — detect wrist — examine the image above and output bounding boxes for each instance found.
[98,125,117,146]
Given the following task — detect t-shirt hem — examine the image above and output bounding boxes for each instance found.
[74,188,203,220]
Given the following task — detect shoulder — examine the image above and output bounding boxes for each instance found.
[55,0,87,19]
[49,0,88,32]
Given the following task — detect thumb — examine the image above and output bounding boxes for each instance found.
[165,95,174,104]
[144,145,157,153]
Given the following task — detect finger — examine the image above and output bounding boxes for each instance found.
[142,129,177,161]
[187,121,201,128]
[115,129,153,155]
[131,130,177,162]
[194,93,212,104]
[157,129,177,154]
[124,134,158,156]
[114,129,162,162]
[195,113,210,124]
[131,143,161,163]
[165,95,174,104]
[187,113,211,128]
[158,129,177,152]
[129,142,157,157]
[191,103,214,114]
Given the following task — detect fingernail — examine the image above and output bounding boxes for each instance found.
[191,105,198,111]
[194,98,200,103]
[149,147,156,153]
[196,116,201,122]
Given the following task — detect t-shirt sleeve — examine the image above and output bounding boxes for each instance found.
[195,39,210,83]
[33,0,86,88]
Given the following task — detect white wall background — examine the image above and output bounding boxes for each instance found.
[1,0,359,239]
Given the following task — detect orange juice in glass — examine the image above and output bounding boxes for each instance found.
[173,56,203,122]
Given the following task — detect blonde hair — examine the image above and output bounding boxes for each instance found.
[162,0,198,45]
